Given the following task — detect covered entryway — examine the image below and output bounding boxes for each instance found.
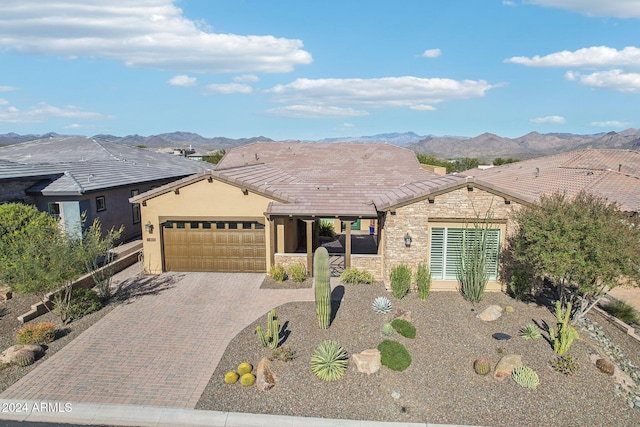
[162,220,266,272]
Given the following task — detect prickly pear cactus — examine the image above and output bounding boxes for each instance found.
[473,357,491,375]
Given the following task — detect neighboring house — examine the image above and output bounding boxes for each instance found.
[130,143,640,291]
[0,136,208,241]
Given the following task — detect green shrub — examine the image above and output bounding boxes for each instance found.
[310,340,349,381]
[601,300,640,325]
[377,340,411,371]
[16,322,56,345]
[390,264,411,299]
[509,268,531,301]
[66,288,101,321]
[390,318,416,339]
[551,354,580,376]
[339,268,376,285]
[319,220,336,238]
[269,265,287,282]
[415,262,431,301]
[288,262,307,283]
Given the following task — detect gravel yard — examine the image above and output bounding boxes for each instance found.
[197,283,640,427]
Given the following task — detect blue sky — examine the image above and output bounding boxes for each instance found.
[1,1,639,140]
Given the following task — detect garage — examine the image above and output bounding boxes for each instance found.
[162,220,266,272]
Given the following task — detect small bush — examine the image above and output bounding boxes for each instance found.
[390,318,416,339]
[378,340,411,371]
[288,262,307,283]
[67,288,101,321]
[601,300,640,325]
[390,264,411,299]
[551,354,580,376]
[270,347,296,362]
[509,268,531,301]
[415,262,431,301]
[339,268,376,285]
[381,323,394,336]
[16,322,56,345]
[319,220,336,238]
[269,265,287,282]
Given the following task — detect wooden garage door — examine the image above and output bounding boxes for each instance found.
[162,220,266,272]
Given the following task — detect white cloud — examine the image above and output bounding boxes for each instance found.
[524,0,640,19]
[65,123,83,129]
[0,86,18,92]
[409,105,437,111]
[0,102,109,123]
[421,49,441,58]
[266,105,369,119]
[505,46,640,68]
[205,83,253,95]
[0,99,8,105]
[0,1,312,74]
[503,1,516,6]
[530,115,566,124]
[566,69,640,92]
[589,120,631,128]
[168,75,196,87]
[266,76,498,108]
[233,74,260,83]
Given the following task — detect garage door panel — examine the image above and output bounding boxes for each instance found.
[163,221,266,272]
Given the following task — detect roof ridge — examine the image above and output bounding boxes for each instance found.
[90,138,124,161]
[63,171,84,192]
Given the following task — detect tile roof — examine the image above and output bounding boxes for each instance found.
[0,136,208,195]
[467,149,640,212]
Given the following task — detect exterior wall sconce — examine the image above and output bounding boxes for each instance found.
[145,221,154,234]
[404,232,412,247]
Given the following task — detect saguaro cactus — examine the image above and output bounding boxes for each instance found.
[314,246,331,329]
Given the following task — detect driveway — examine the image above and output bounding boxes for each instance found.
[0,272,314,408]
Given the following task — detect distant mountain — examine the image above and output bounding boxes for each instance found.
[0,132,67,145]
[317,131,427,146]
[95,132,274,151]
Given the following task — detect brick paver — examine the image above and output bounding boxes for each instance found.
[0,272,315,408]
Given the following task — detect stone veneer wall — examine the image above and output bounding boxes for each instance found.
[382,186,521,291]
[0,180,37,204]
[274,253,309,274]
[351,255,383,281]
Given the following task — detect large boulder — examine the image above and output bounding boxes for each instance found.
[255,357,277,392]
[477,305,503,322]
[494,354,523,381]
[0,344,44,366]
[352,349,381,375]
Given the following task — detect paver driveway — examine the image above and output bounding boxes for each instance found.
[0,272,314,408]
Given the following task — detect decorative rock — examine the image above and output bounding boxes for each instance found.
[391,391,401,400]
[393,308,412,322]
[477,305,503,322]
[0,344,43,365]
[494,354,523,381]
[255,357,277,392]
[492,333,511,341]
[352,349,381,375]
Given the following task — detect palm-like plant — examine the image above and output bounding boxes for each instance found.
[310,340,349,381]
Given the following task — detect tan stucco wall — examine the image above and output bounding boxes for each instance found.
[382,186,520,292]
[139,177,275,274]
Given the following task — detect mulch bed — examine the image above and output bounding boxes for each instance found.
[196,284,640,426]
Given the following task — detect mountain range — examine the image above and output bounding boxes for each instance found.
[2,129,640,160]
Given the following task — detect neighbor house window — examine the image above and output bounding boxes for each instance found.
[131,190,140,224]
[48,202,60,219]
[96,196,106,212]
[429,226,501,281]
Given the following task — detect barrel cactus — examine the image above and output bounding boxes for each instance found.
[13,349,35,367]
[314,247,331,329]
[473,357,491,375]
[372,296,392,314]
[511,366,540,389]
[240,373,256,387]
[224,371,239,384]
[596,358,615,376]
[382,323,394,336]
[237,362,253,376]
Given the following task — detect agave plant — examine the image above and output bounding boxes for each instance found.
[372,296,392,314]
[519,323,542,340]
[310,340,349,381]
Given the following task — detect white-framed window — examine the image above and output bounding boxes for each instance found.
[131,189,140,224]
[96,196,106,212]
[429,226,501,281]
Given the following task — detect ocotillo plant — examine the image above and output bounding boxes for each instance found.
[314,246,331,329]
[256,309,280,349]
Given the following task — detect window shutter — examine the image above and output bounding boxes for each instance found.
[429,228,445,280]
[445,228,464,280]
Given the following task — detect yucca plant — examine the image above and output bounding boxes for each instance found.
[310,340,349,381]
[372,296,392,314]
[519,323,542,340]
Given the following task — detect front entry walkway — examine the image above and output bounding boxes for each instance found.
[0,273,315,408]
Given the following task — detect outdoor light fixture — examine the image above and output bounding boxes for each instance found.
[404,232,412,247]
[145,221,153,234]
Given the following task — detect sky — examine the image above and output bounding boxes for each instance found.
[1,0,640,141]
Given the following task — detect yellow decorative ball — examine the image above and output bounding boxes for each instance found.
[224,371,239,384]
[237,362,253,376]
[240,373,256,387]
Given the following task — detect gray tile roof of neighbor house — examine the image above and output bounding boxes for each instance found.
[0,136,208,195]
[466,149,640,213]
